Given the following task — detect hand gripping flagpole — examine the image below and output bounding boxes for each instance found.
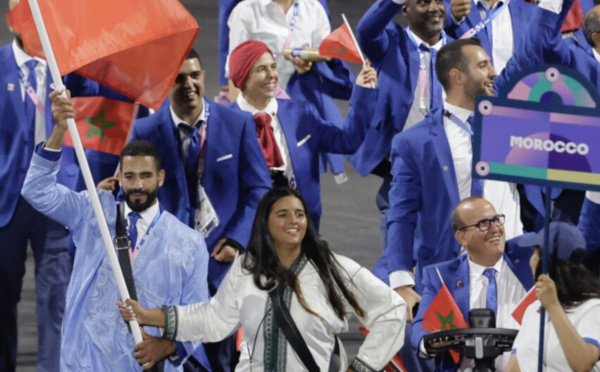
[27,0,143,345]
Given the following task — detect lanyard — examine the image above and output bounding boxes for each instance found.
[202,98,210,122]
[131,210,161,252]
[459,0,511,39]
[407,30,447,111]
[281,2,300,52]
[444,109,473,136]
[16,62,45,114]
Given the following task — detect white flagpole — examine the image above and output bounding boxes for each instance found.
[341,13,375,88]
[434,266,445,285]
[27,0,143,344]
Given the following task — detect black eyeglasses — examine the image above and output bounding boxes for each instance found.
[459,214,505,232]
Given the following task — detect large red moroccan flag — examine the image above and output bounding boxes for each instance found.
[63,97,137,156]
[6,0,199,110]
[319,22,363,64]
[422,283,469,364]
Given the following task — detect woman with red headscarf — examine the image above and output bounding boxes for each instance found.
[227,39,377,230]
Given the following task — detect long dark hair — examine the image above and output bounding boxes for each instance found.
[242,187,366,319]
[535,247,600,309]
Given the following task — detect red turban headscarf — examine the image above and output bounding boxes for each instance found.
[229,40,274,92]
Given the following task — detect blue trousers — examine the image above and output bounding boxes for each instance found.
[0,197,72,372]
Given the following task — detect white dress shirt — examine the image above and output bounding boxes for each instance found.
[404,29,446,131]
[227,0,330,90]
[236,94,296,182]
[13,40,47,145]
[443,101,523,241]
[458,257,525,371]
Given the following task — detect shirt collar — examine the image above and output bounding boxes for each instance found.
[469,255,504,278]
[170,100,206,128]
[237,93,279,117]
[593,48,600,64]
[12,39,46,69]
[407,28,445,51]
[263,0,297,9]
[123,200,160,225]
[473,0,504,10]
[444,100,474,126]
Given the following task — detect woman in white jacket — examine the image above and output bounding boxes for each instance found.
[120,187,406,371]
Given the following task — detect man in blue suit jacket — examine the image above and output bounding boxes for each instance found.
[131,49,271,372]
[226,40,377,230]
[444,0,535,73]
[348,0,451,256]
[412,197,533,372]
[130,49,271,291]
[386,39,525,320]
[0,15,74,371]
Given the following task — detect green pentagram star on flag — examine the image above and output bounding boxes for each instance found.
[85,109,116,141]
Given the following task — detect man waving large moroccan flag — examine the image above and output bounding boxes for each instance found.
[6,0,199,110]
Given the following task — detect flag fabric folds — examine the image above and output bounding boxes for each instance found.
[63,97,137,156]
[6,0,199,110]
[318,22,363,64]
[422,283,469,364]
[511,287,537,325]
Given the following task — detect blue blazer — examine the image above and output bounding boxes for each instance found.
[229,85,376,229]
[386,107,462,293]
[578,197,600,256]
[131,99,272,287]
[443,0,536,68]
[348,0,451,176]
[411,239,534,372]
[0,43,55,227]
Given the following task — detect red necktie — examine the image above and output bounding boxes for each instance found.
[253,113,284,168]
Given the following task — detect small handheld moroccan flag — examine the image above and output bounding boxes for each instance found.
[422,275,469,364]
[318,15,363,64]
[511,287,537,325]
[63,97,137,156]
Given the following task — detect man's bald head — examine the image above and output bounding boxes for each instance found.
[583,6,600,49]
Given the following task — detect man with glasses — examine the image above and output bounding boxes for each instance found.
[411,196,534,372]
[384,38,523,320]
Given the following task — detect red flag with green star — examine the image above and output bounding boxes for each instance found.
[422,283,469,364]
[63,97,137,156]
[318,22,363,64]
[5,0,199,110]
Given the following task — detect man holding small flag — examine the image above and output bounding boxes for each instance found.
[412,196,534,371]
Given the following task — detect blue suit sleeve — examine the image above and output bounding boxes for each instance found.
[578,197,600,256]
[168,231,211,367]
[411,266,441,351]
[219,0,242,86]
[386,132,421,274]
[221,115,272,247]
[315,85,378,154]
[22,149,90,231]
[357,0,403,63]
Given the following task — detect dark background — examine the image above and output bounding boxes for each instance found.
[0,0,400,369]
